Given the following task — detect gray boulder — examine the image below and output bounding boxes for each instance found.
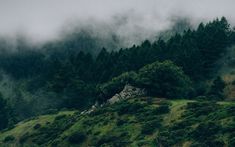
[107,84,146,104]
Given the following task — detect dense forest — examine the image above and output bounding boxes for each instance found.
[0,17,234,134]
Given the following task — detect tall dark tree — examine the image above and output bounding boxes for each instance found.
[0,93,10,130]
[208,76,226,100]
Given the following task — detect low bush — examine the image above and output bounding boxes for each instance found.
[232,80,235,85]
[33,123,41,129]
[226,106,235,115]
[68,131,86,144]
[184,102,218,117]
[192,121,221,141]
[116,119,126,126]
[19,132,30,144]
[30,115,77,145]
[155,105,170,115]
[95,134,129,147]
[115,102,144,115]
[141,120,161,135]
[3,135,15,142]
[228,137,235,147]
[42,109,58,115]
[54,114,67,120]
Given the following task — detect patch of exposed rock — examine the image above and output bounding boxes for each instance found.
[107,84,146,104]
[81,85,146,115]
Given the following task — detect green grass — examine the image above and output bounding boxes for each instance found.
[0,98,235,147]
[163,99,194,125]
[0,111,76,143]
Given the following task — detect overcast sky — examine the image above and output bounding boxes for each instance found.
[0,0,235,44]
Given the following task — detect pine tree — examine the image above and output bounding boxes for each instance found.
[0,93,9,130]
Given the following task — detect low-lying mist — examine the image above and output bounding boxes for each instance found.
[1,0,235,48]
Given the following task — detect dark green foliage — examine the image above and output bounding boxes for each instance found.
[29,114,77,145]
[190,140,225,147]
[0,50,46,79]
[50,72,96,109]
[97,71,137,102]
[135,60,192,98]
[157,130,181,146]
[191,121,221,141]
[155,101,231,146]
[19,132,30,144]
[98,60,192,101]
[0,93,12,130]
[141,120,161,135]
[3,135,15,142]
[54,114,66,120]
[42,109,58,115]
[155,105,170,114]
[68,131,86,144]
[208,76,226,100]
[33,124,41,130]
[115,101,145,115]
[94,133,129,147]
[9,90,34,121]
[229,138,235,147]
[184,101,218,117]
[226,106,235,115]
[134,102,169,123]
[116,119,126,126]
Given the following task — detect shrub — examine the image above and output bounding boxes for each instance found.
[157,131,176,146]
[116,102,144,115]
[226,106,235,115]
[68,131,86,144]
[116,119,126,126]
[42,109,58,115]
[19,132,30,144]
[184,102,218,117]
[229,137,235,147]
[3,135,15,142]
[205,139,225,147]
[54,114,67,120]
[96,135,118,146]
[95,134,128,147]
[195,96,208,100]
[33,123,41,129]
[208,76,226,100]
[141,120,161,135]
[192,121,221,141]
[135,60,192,98]
[190,142,207,147]
[0,93,11,130]
[155,105,170,115]
[30,115,77,145]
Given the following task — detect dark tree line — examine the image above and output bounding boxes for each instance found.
[0,17,232,82]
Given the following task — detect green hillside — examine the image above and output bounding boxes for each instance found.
[1,98,235,147]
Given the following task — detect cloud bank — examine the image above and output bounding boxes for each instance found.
[0,0,235,46]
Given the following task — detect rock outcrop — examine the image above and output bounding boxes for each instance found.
[81,85,145,115]
[107,84,146,104]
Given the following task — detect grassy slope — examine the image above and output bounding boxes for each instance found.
[0,98,235,147]
[0,111,76,147]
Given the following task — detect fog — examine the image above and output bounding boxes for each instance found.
[0,0,235,46]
